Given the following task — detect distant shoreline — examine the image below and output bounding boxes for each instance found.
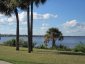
[0,35,85,37]
[0,35,44,37]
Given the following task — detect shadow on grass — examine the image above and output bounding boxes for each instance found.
[57,51,85,56]
[34,49,85,56]
[20,49,27,51]
[19,48,85,56]
[34,50,57,54]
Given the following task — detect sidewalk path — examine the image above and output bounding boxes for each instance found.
[0,60,12,64]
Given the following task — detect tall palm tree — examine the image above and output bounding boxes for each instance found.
[0,0,20,50]
[30,0,33,52]
[0,34,1,40]
[30,0,47,52]
[44,28,63,48]
[19,0,47,53]
[14,8,19,51]
[19,0,31,53]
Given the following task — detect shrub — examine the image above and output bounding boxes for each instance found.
[3,39,25,47]
[56,44,71,51]
[22,41,28,48]
[37,44,47,49]
[3,39,37,48]
[74,43,85,53]
[32,42,37,48]
[21,41,37,48]
[3,39,16,47]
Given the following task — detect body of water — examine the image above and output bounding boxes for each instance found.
[0,36,85,48]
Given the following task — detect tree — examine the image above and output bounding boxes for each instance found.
[0,34,1,40]
[30,0,47,52]
[19,0,32,53]
[19,0,47,53]
[44,28,63,48]
[0,0,20,50]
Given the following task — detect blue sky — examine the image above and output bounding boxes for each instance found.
[0,0,85,36]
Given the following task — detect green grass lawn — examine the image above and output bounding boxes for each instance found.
[0,45,85,64]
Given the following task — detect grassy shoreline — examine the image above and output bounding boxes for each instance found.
[0,45,85,64]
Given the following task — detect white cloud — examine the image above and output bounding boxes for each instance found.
[0,14,4,17]
[44,13,58,19]
[0,19,4,23]
[0,14,15,25]
[7,15,15,23]
[33,12,58,19]
[63,20,77,27]
[0,18,7,25]
[0,11,58,35]
[41,23,49,30]
[59,19,85,36]
[39,23,50,35]
[32,23,50,35]
[19,11,27,22]
[0,14,7,24]
[19,12,58,23]
[63,19,85,29]
[0,12,58,25]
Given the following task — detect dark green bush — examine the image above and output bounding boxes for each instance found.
[22,41,28,48]
[37,44,47,49]
[74,43,85,53]
[3,39,16,47]
[56,44,71,51]
[3,39,37,48]
[21,41,37,48]
[32,42,37,48]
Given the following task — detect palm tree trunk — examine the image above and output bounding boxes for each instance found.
[27,6,31,53]
[52,38,56,48]
[30,0,33,51]
[14,8,19,51]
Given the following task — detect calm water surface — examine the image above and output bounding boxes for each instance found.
[0,36,85,48]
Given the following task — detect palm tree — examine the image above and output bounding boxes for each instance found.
[30,0,47,52]
[19,0,47,53]
[0,34,1,40]
[19,0,31,53]
[30,0,33,52]
[0,0,20,50]
[44,28,63,48]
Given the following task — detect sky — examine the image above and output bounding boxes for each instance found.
[0,0,85,36]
